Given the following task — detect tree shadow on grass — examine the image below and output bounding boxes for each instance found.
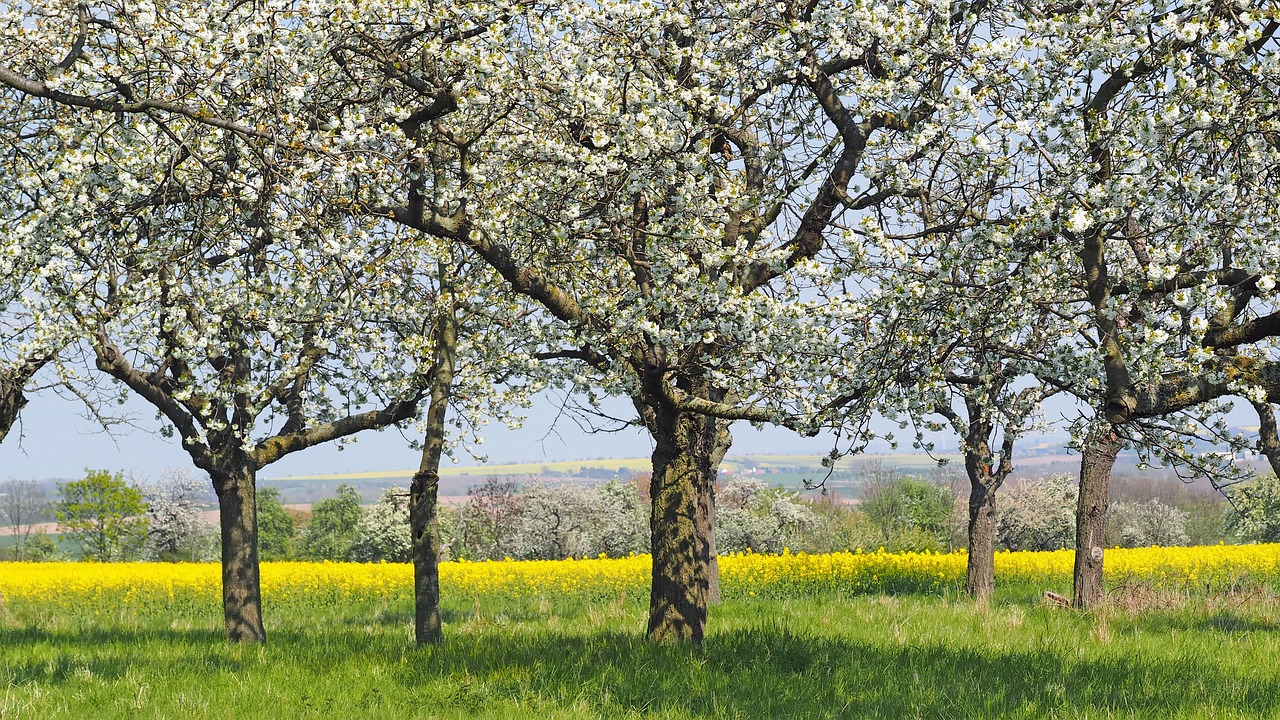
[391,626,1280,718]
[0,625,245,686]
[1117,609,1280,635]
[5,621,1280,718]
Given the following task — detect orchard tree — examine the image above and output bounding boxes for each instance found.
[1225,473,1280,543]
[0,78,436,640]
[996,475,1078,552]
[978,4,1280,608]
[380,0,1010,643]
[860,254,1065,598]
[299,483,363,560]
[5,0,1201,643]
[0,0,542,645]
[350,487,411,563]
[857,3,1280,608]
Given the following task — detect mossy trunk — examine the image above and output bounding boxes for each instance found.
[211,458,266,643]
[645,403,728,645]
[1073,428,1121,610]
[410,303,456,646]
[964,480,997,602]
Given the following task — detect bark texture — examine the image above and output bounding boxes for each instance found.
[699,416,731,606]
[410,304,457,646]
[965,481,997,602]
[641,383,730,645]
[1253,401,1280,478]
[0,379,26,444]
[212,459,266,643]
[1072,428,1122,610]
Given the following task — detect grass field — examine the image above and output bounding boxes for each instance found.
[4,547,1280,718]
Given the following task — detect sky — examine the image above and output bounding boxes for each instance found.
[3,377,1261,485]
[0,386,844,482]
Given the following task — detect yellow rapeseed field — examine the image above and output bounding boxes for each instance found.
[2,545,1278,611]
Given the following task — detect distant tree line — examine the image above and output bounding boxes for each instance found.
[14,467,1279,564]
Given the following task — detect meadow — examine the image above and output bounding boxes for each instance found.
[4,546,1280,718]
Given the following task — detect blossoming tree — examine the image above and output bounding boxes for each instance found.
[925,2,1280,607]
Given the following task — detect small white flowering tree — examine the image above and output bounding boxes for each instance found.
[143,468,216,562]
[0,86,432,639]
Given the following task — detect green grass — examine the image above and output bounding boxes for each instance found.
[4,587,1280,718]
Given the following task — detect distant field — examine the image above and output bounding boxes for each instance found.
[266,453,967,483]
[268,457,656,482]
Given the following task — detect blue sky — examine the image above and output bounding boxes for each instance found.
[0,387,841,482]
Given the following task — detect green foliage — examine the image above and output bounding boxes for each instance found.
[257,487,295,561]
[1226,474,1280,543]
[859,476,954,551]
[1181,497,1228,547]
[790,498,881,554]
[54,469,148,562]
[298,483,362,561]
[22,531,62,561]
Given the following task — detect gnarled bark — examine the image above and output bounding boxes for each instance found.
[699,414,732,606]
[640,383,731,646]
[1253,401,1280,478]
[1072,428,1121,610]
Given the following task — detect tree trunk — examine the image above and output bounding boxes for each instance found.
[211,458,266,643]
[964,480,997,603]
[410,302,457,646]
[1072,428,1121,610]
[644,402,727,645]
[1252,401,1280,477]
[0,376,28,444]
